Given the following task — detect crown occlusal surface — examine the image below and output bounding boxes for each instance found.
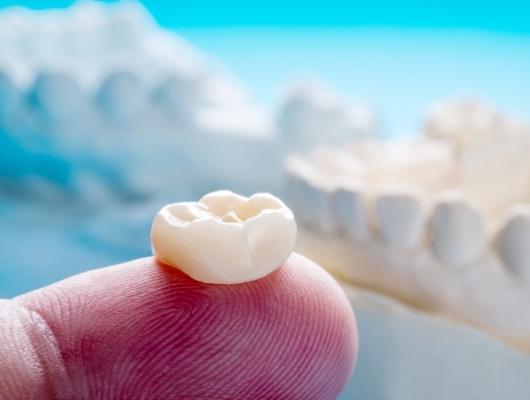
[151,191,297,284]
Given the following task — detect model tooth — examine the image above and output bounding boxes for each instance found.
[97,71,146,120]
[0,72,20,115]
[302,179,336,234]
[284,170,309,222]
[331,184,369,239]
[375,188,425,249]
[154,75,203,117]
[277,80,376,149]
[151,191,297,284]
[425,99,498,141]
[30,72,83,118]
[495,205,530,281]
[430,194,487,267]
[284,156,335,233]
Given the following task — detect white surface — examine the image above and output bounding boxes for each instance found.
[339,285,530,400]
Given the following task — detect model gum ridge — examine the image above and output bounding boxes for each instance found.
[286,99,530,353]
[151,191,297,284]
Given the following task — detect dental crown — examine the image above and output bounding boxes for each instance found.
[151,191,297,284]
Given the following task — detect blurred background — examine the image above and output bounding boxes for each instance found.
[1,0,530,297]
[1,1,530,397]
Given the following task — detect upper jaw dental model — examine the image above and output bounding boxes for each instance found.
[286,98,530,353]
[151,190,297,284]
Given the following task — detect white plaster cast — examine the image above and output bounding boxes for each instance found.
[0,71,21,115]
[375,187,425,250]
[285,104,530,353]
[96,71,146,122]
[30,72,84,119]
[495,205,530,283]
[332,183,370,240]
[277,80,376,149]
[430,193,487,267]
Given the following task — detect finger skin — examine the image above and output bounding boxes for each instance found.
[0,300,69,400]
[3,253,357,399]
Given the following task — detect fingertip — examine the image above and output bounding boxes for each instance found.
[16,253,357,399]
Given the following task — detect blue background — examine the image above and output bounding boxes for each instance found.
[1,0,530,32]
[1,0,529,135]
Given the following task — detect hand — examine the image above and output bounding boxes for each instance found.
[0,253,357,399]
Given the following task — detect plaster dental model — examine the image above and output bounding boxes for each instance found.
[0,1,272,202]
[286,99,530,353]
[277,80,377,151]
[151,191,297,284]
[0,2,377,204]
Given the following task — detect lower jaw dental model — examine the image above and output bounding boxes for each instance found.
[286,99,530,355]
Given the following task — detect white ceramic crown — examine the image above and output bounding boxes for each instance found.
[151,191,297,284]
